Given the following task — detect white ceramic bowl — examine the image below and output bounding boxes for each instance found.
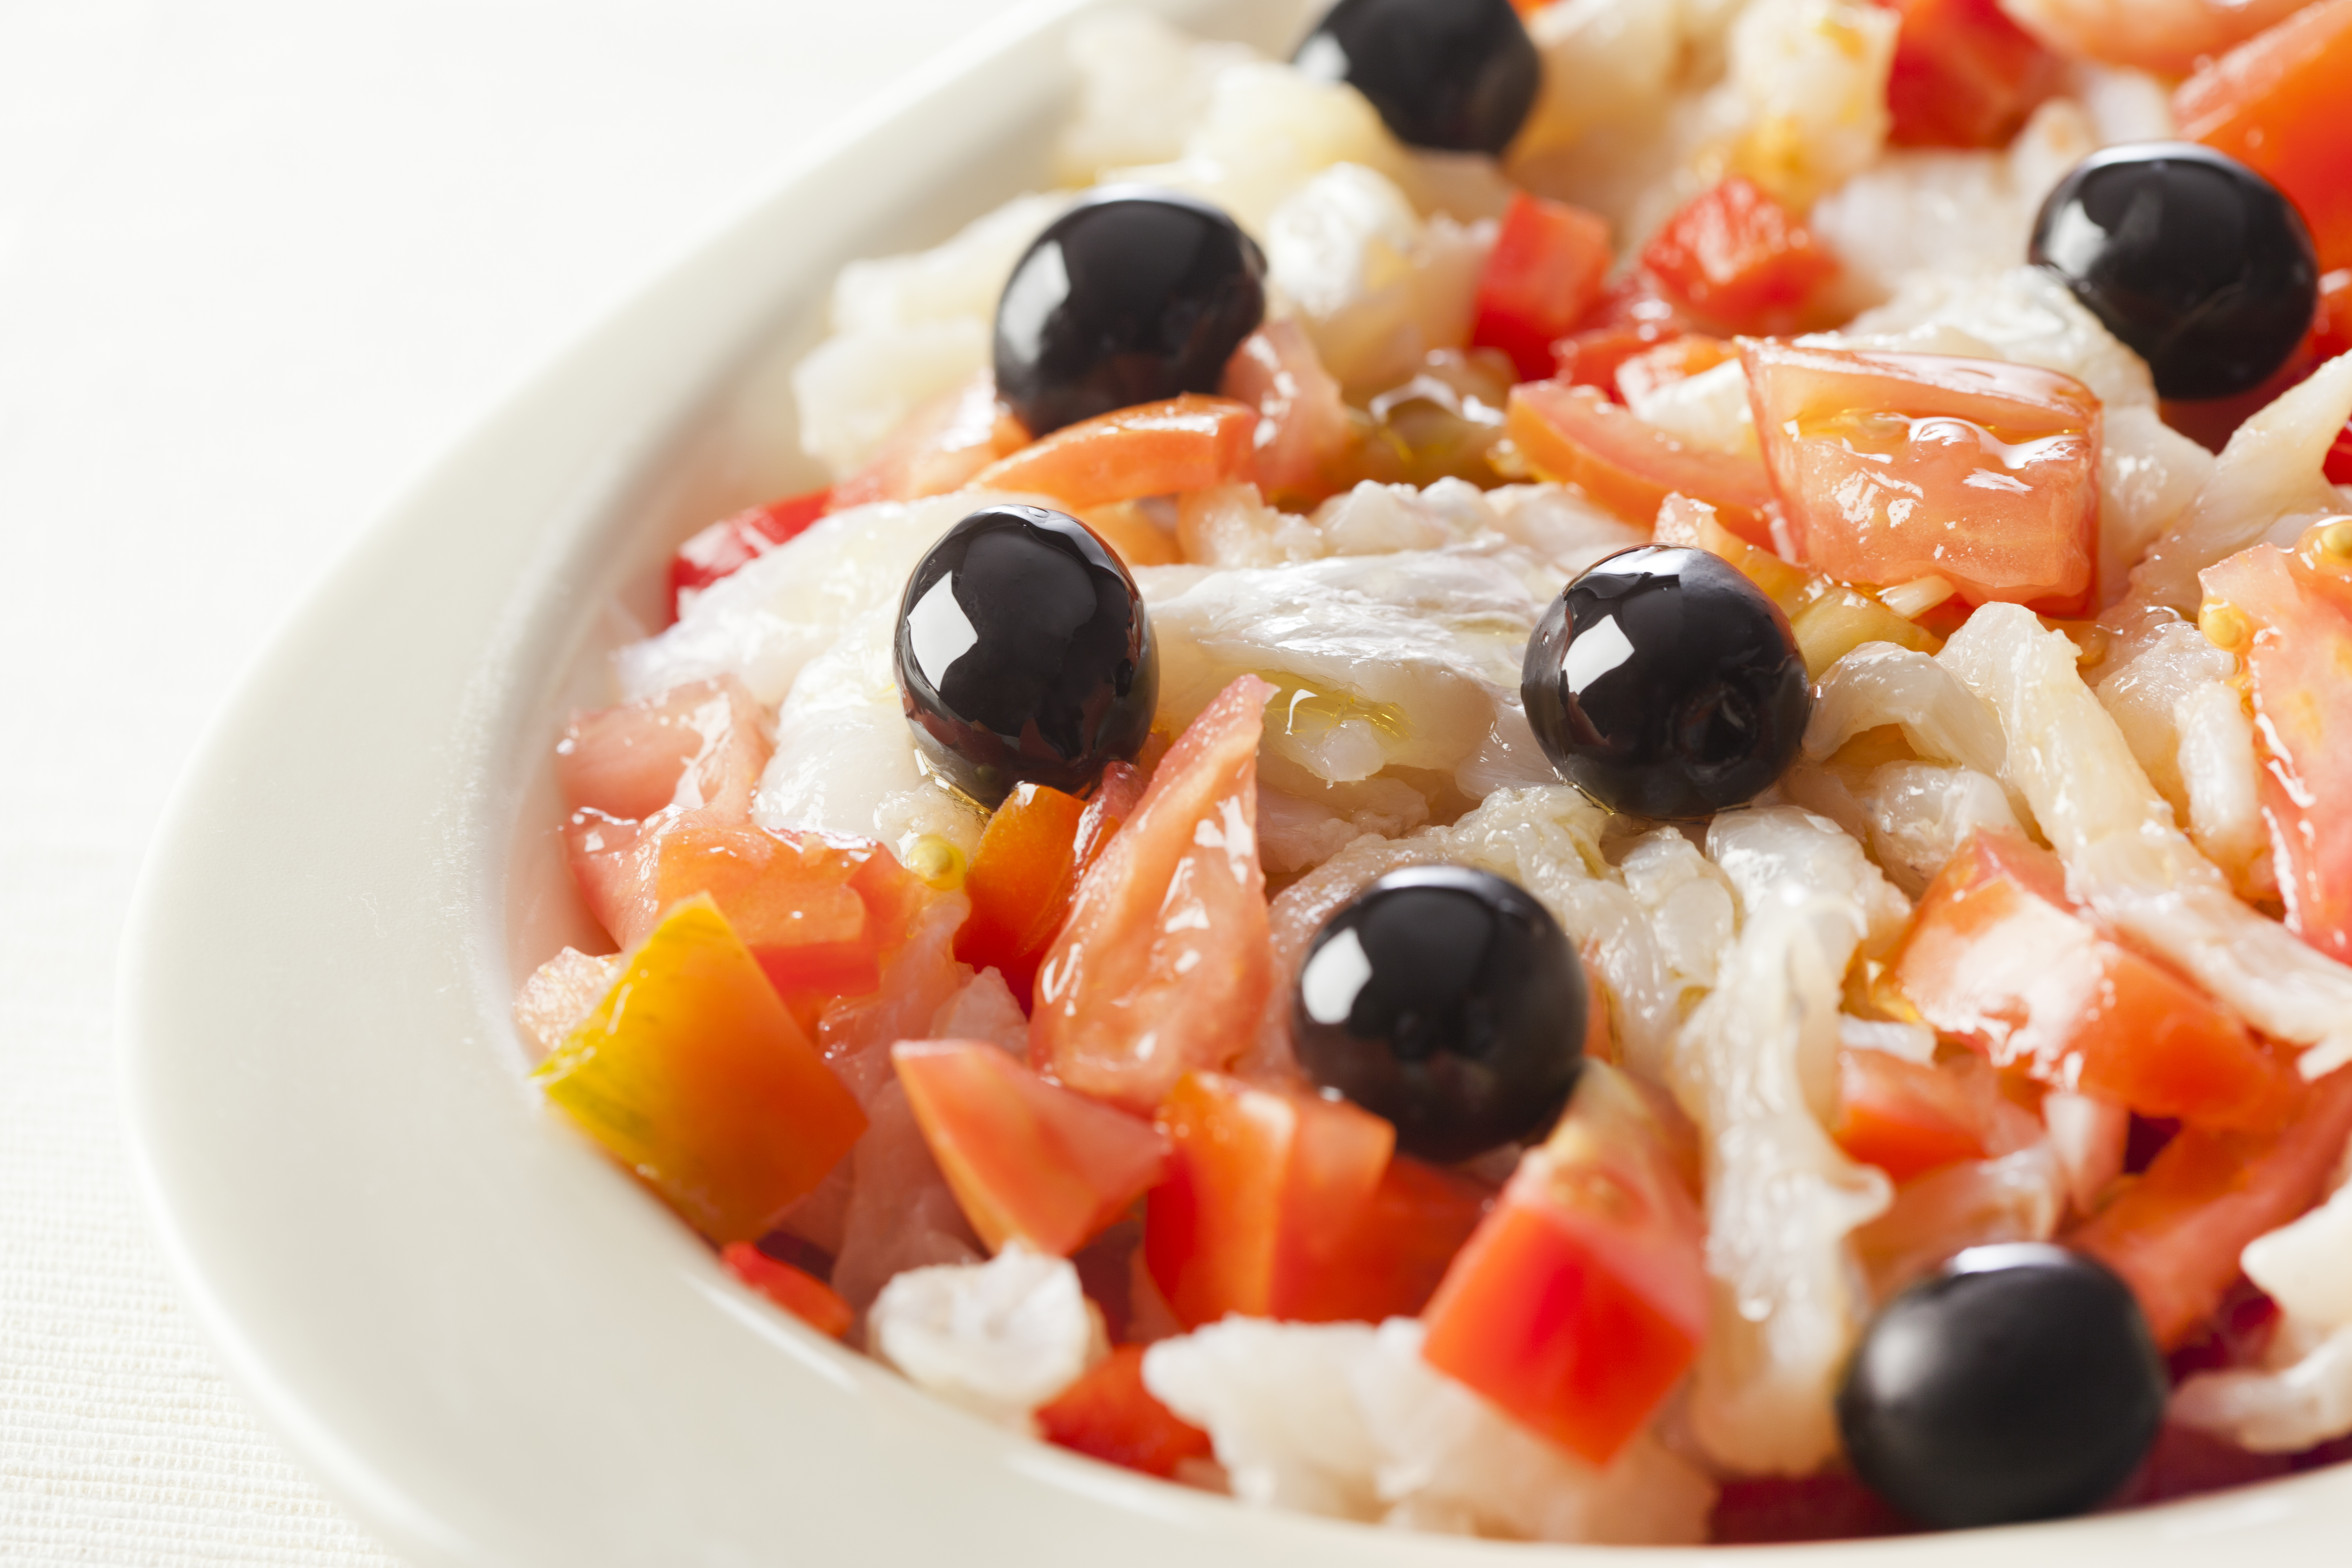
[121,0,2352,1561]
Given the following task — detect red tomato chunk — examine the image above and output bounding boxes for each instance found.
[1641,178,1839,336]
[1891,830,2287,1130]
[2176,0,2352,272]
[2074,1066,2352,1348]
[720,1241,854,1340]
[1035,1346,1213,1479]
[1419,1063,1707,1468]
[893,1039,1168,1259]
[1145,1072,1488,1329]
[1471,191,1614,382]
[2202,533,2352,963]
[669,489,830,613]
[1507,378,1779,547]
[971,394,1257,510]
[1873,0,2065,150]
[1830,1048,1994,1184]
[1744,341,2102,609]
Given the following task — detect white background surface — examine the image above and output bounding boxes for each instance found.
[0,1,1027,1559]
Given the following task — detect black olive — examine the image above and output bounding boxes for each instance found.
[993,188,1267,438]
[1520,546,1809,821]
[894,505,1157,807]
[1293,864,1585,1162]
[2030,142,2319,401]
[1837,1244,2167,1529]
[1293,0,1541,157]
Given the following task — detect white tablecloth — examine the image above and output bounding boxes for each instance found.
[0,2,1026,1559]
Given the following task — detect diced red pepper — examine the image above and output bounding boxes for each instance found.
[971,394,1258,510]
[534,896,868,1243]
[2073,1066,2352,1348]
[2176,0,2352,271]
[1471,192,1616,382]
[1419,1063,1708,1467]
[1830,1048,1994,1184]
[2201,534,2352,963]
[669,490,831,614]
[1743,340,2101,611]
[1872,0,2066,150]
[1891,830,2289,1130]
[1035,1346,1214,1479]
[1640,178,1839,335]
[1506,378,1779,545]
[1144,1072,1487,1328]
[720,1241,854,1339]
[893,1039,1170,1258]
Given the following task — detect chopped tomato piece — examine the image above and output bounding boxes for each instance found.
[2176,0,2352,271]
[669,490,830,614]
[2317,269,2352,363]
[1420,1063,1708,1468]
[1831,1049,1994,1184]
[1506,379,1778,545]
[1031,677,1274,1114]
[1743,340,2102,610]
[2201,534,2352,962]
[1552,325,1676,399]
[557,676,769,829]
[970,394,1257,510]
[825,371,1027,513]
[893,1040,1168,1257]
[1891,830,2288,1129]
[1144,1072,1485,1327]
[1471,192,1615,382]
[955,783,1090,1007]
[534,896,867,1243]
[1873,0,2066,150]
[2073,1065,2352,1348]
[720,1241,853,1339]
[1035,1346,1214,1479]
[1614,335,1736,409]
[1220,320,1356,508]
[1640,178,1839,335]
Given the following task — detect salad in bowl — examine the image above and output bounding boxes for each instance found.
[513,0,2352,1546]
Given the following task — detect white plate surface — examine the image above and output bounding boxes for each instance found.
[120,1,2352,1562]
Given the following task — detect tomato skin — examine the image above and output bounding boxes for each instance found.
[1032,677,1274,1115]
[1418,1063,1707,1468]
[1743,340,2101,611]
[826,371,1027,512]
[558,676,770,830]
[1873,0,2065,150]
[1830,1049,1993,1184]
[1614,335,1736,408]
[2176,0,2352,271]
[2201,537,2352,963]
[1640,178,1839,336]
[892,1040,1170,1257]
[720,1241,854,1339]
[669,490,831,614]
[955,783,1090,1008]
[1891,830,2288,1130]
[1219,320,1356,508]
[1035,1346,1214,1479]
[1506,378,1778,546]
[534,896,868,1243]
[970,394,1258,510]
[2073,1066,2352,1348]
[1471,192,1616,382]
[1143,1072,1486,1328]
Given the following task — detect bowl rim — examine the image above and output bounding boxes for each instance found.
[116,0,2352,1562]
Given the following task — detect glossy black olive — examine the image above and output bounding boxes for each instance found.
[1293,0,1541,156]
[1293,864,1585,1162]
[993,188,1266,438]
[895,504,1157,807]
[1520,546,1809,821]
[1837,1244,2167,1529]
[2030,142,2319,401]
